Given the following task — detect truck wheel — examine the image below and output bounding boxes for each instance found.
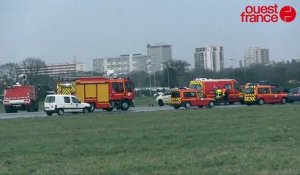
[89,103,95,112]
[120,100,129,111]
[83,107,89,114]
[258,99,264,106]
[104,108,113,112]
[281,98,287,104]
[184,102,191,109]
[158,100,164,106]
[46,112,53,116]
[57,109,64,116]
[5,107,11,113]
[34,101,39,112]
[27,103,34,112]
[207,101,215,108]
[12,108,18,113]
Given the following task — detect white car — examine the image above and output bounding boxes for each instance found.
[44,95,91,116]
[155,89,175,106]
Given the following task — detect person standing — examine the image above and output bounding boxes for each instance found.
[222,87,229,105]
[215,87,222,104]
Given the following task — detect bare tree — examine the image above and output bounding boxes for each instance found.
[21,57,46,84]
[0,63,19,86]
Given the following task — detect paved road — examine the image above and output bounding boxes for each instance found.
[0,104,246,120]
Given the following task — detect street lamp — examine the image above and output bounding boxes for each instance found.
[229,58,235,68]
[164,63,170,88]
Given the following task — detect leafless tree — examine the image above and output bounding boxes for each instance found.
[21,57,46,85]
[0,63,19,86]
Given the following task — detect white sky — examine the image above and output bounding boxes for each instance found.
[0,0,299,70]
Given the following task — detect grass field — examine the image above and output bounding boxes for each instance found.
[0,104,300,174]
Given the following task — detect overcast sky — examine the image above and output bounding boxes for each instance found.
[0,0,299,69]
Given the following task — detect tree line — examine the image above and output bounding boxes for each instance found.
[129,60,300,90]
[0,58,299,99]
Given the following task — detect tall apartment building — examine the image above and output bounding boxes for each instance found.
[93,54,149,75]
[194,46,224,72]
[146,42,172,73]
[17,62,87,78]
[243,47,269,67]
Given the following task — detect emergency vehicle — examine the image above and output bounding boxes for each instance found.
[56,81,76,95]
[170,88,215,109]
[243,85,288,105]
[3,83,39,113]
[75,77,135,111]
[44,94,91,116]
[189,78,241,104]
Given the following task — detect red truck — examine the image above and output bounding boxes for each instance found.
[189,78,242,104]
[3,84,39,113]
[75,77,135,111]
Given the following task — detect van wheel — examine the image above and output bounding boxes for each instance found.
[158,100,164,106]
[173,106,180,110]
[89,103,95,112]
[281,98,287,104]
[57,109,64,116]
[258,99,264,106]
[120,100,129,111]
[83,107,89,114]
[207,101,215,108]
[46,112,53,116]
[185,102,191,109]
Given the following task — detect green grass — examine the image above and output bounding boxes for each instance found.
[0,105,300,174]
[134,96,157,107]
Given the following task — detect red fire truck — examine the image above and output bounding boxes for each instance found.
[3,83,39,113]
[75,77,135,111]
[189,78,242,104]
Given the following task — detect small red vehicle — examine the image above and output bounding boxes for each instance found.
[170,88,215,109]
[243,85,288,105]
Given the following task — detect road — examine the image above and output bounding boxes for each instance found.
[0,105,246,120]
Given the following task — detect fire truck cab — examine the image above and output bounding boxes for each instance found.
[75,77,134,111]
[189,78,241,104]
[243,85,288,105]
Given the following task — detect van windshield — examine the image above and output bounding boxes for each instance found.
[45,96,55,103]
[125,81,134,92]
[244,88,254,94]
[190,84,202,91]
[171,91,180,98]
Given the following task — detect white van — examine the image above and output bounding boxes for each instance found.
[44,95,91,116]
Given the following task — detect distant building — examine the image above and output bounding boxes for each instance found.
[243,47,269,67]
[147,42,172,73]
[194,46,224,72]
[17,62,87,78]
[93,54,149,75]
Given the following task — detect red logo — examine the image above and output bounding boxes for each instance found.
[280,6,297,22]
[241,4,297,23]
